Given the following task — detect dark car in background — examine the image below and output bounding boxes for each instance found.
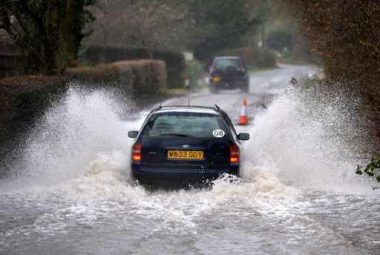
[128,105,249,187]
[209,56,250,93]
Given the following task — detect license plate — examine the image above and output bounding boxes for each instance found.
[167,150,204,160]
[212,76,221,82]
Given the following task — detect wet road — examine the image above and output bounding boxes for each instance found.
[1,64,380,255]
[165,64,316,123]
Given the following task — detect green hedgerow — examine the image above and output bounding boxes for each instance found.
[356,155,380,182]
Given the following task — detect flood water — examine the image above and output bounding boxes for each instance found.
[1,66,379,255]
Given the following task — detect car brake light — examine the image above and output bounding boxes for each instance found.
[230,144,240,164]
[132,143,142,162]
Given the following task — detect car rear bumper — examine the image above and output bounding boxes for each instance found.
[131,163,239,186]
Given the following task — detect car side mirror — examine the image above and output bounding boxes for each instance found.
[237,133,250,141]
[128,131,139,138]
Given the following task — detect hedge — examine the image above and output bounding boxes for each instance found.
[79,46,185,88]
[0,75,68,165]
[66,60,166,95]
[285,0,379,87]
[0,60,166,164]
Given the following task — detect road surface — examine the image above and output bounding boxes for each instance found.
[164,64,316,123]
[1,64,379,255]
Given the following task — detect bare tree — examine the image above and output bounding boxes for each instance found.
[86,0,191,54]
[0,0,95,74]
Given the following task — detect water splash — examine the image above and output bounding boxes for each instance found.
[2,82,376,195]
[3,87,139,189]
[242,83,376,193]
[1,83,380,254]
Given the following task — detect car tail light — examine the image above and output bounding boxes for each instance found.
[132,143,142,162]
[230,144,240,164]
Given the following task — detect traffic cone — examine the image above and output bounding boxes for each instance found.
[238,97,249,125]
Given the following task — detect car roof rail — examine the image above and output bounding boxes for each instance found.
[152,105,221,112]
[151,105,162,112]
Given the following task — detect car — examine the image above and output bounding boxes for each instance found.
[128,105,249,187]
[209,56,250,93]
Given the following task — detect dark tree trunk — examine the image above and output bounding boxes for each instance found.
[63,0,85,67]
[44,0,60,74]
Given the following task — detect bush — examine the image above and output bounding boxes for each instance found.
[286,0,379,87]
[0,75,68,131]
[80,46,185,88]
[220,47,277,69]
[356,155,380,183]
[66,60,167,95]
[0,75,68,161]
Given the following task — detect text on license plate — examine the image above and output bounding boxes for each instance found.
[167,150,204,160]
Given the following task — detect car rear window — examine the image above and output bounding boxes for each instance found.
[213,58,241,70]
[142,113,227,139]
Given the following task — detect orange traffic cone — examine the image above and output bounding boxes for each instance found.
[238,97,249,125]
